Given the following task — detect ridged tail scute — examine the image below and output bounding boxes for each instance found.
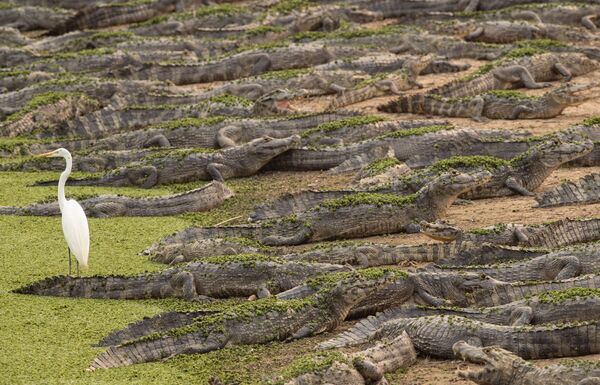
[535,173,600,208]
[377,94,424,114]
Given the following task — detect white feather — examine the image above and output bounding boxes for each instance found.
[61,199,89,267]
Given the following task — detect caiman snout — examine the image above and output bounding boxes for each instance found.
[255,135,301,153]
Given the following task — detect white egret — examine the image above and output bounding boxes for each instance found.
[38,148,89,276]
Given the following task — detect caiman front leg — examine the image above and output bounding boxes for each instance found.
[206,162,233,182]
[553,62,573,81]
[493,65,552,89]
[261,226,312,246]
[469,96,487,122]
[328,83,347,94]
[143,134,171,148]
[465,26,484,41]
[170,271,211,302]
[504,177,534,196]
[508,306,533,326]
[509,104,534,120]
[582,14,599,32]
[128,166,158,188]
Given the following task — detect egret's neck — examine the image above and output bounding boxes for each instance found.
[58,156,71,210]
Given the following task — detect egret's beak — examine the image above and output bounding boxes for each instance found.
[36,150,59,158]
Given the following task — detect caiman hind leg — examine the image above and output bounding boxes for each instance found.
[504,177,534,196]
[143,135,171,148]
[508,306,533,326]
[547,255,582,280]
[127,166,158,188]
[582,15,599,32]
[493,65,552,89]
[206,162,233,182]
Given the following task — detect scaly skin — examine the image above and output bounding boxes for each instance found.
[380,52,598,112]
[327,55,434,108]
[324,314,600,360]
[454,342,600,385]
[144,170,492,251]
[535,172,600,208]
[322,288,600,349]
[54,135,301,187]
[47,0,177,35]
[462,20,600,43]
[388,82,600,120]
[13,258,350,300]
[251,133,593,220]
[0,5,73,31]
[86,271,395,370]
[283,332,416,385]
[0,181,233,217]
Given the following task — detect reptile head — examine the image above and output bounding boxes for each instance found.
[428,60,471,74]
[534,134,594,168]
[419,220,462,243]
[454,342,530,384]
[412,272,499,306]
[429,169,492,196]
[331,271,396,306]
[253,88,296,115]
[248,135,301,156]
[549,82,599,104]
[561,53,599,75]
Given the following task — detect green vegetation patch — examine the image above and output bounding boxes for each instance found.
[52,48,116,61]
[581,116,600,126]
[0,2,15,9]
[378,124,454,139]
[260,67,313,80]
[483,90,535,100]
[200,253,283,267]
[149,116,226,130]
[306,268,407,291]
[429,155,509,173]
[468,223,508,236]
[536,288,600,304]
[363,157,402,177]
[245,25,286,37]
[271,0,313,14]
[319,192,417,210]
[301,115,385,138]
[4,92,82,123]
[291,24,411,42]
[0,70,31,79]
[203,94,253,107]
[137,4,244,26]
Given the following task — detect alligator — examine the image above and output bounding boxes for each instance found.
[14,255,350,300]
[535,172,600,208]
[385,83,600,121]
[149,238,266,265]
[321,288,600,349]
[380,52,599,110]
[0,93,101,138]
[432,241,600,281]
[47,0,178,35]
[0,4,73,31]
[327,55,434,109]
[321,314,600,360]
[86,270,395,370]
[144,170,492,254]
[53,90,295,140]
[251,134,593,220]
[53,135,301,186]
[0,46,40,67]
[454,341,600,385]
[0,181,233,217]
[279,332,416,385]
[120,44,337,85]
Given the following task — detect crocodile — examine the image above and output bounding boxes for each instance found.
[0,92,101,138]
[380,52,598,110]
[0,26,31,47]
[53,90,295,140]
[327,55,434,109]
[251,134,593,220]
[27,112,356,154]
[0,4,73,31]
[432,242,600,281]
[535,172,600,208]
[149,238,265,265]
[13,256,350,300]
[321,314,600,360]
[454,341,600,385]
[0,181,233,217]
[144,169,492,253]
[47,0,178,35]
[54,135,301,186]
[86,270,395,370]
[316,53,471,76]
[279,332,416,385]
[386,83,600,121]
[264,126,525,172]
[0,46,40,67]
[321,288,600,349]
[462,20,600,44]
[0,71,54,93]
[120,44,336,85]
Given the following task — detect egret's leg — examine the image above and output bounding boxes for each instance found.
[68,248,72,276]
[76,260,80,277]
